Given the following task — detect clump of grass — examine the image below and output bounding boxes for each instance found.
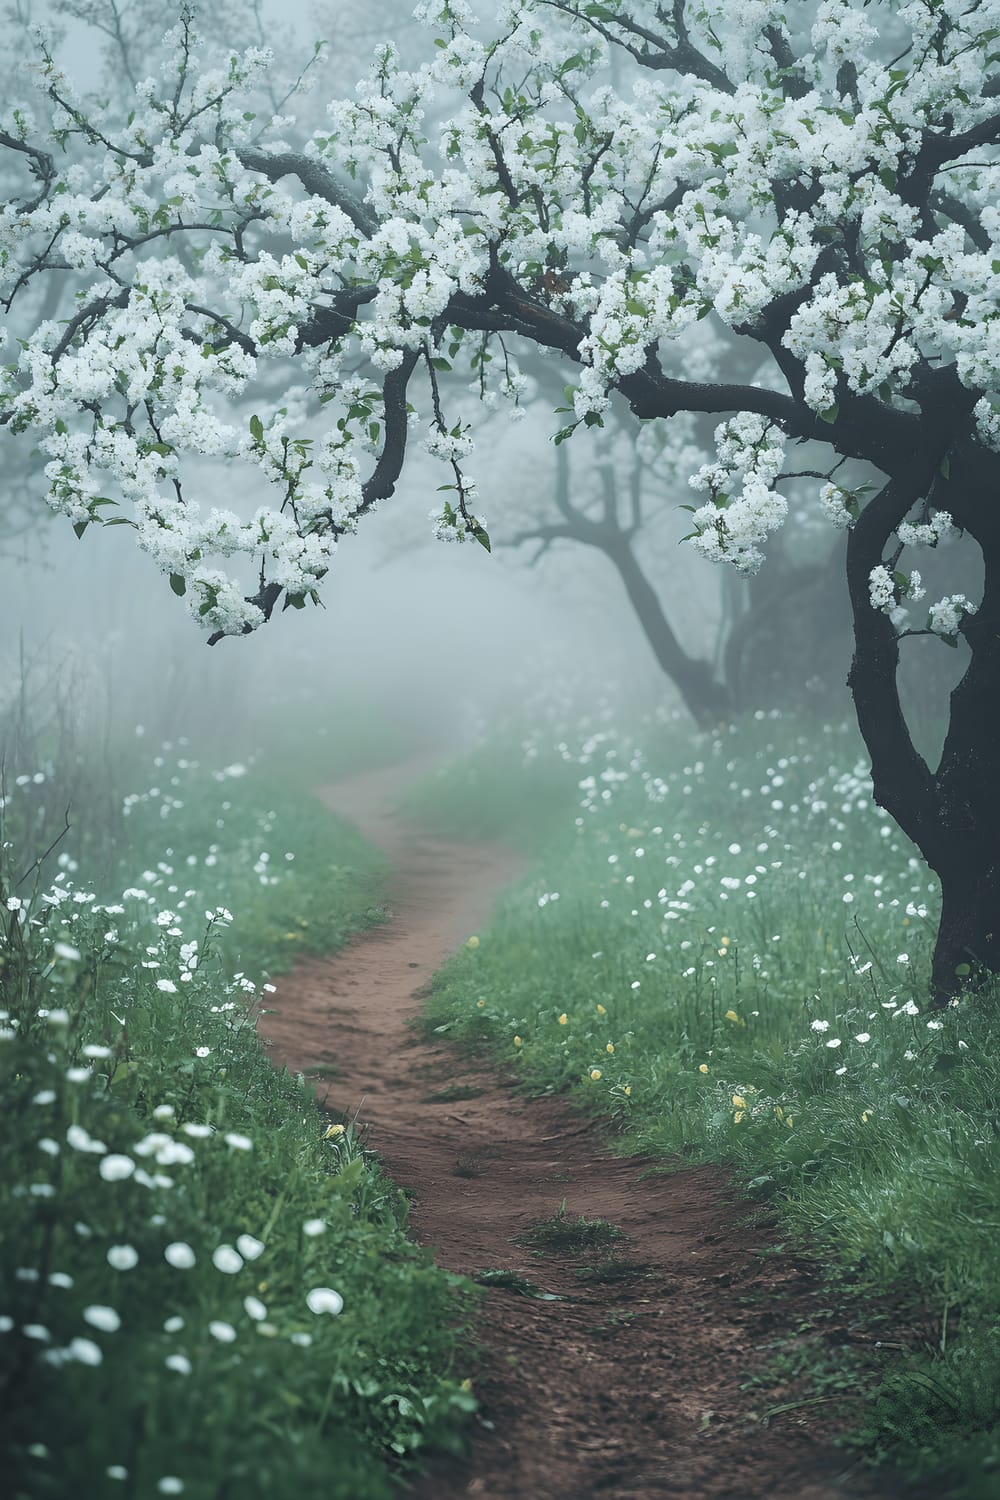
[517,1202,628,1254]
[453,1146,500,1178]
[473,1269,565,1300]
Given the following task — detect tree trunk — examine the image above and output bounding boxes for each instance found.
[604,538,733,729]
[931,852,1000,1002]
[846,446,1000,1005]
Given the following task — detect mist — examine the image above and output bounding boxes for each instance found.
[0,0,977,770]
[0,0,717,765]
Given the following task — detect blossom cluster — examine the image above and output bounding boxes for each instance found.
[1,0,997,627]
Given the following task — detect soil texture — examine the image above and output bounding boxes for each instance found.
[259,762,903,1500]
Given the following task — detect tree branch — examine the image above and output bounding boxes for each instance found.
[237,149,378,238]
[537,0,734,93]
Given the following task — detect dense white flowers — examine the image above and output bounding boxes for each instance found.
[0,0,993,638]
[927,594,976,638]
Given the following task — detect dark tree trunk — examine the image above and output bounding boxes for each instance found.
[931,853,1000,999]
[846,442,1000,1004]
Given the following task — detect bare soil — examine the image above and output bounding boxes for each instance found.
[259,762,905,1500]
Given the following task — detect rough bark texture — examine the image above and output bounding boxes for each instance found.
[846,444,1000,1002]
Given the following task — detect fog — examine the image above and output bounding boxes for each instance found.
[0,0,975,769]
[0,0,720,762]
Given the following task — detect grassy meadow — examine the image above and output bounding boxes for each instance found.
[412,707,1000,1499]
[0,721,477,1500]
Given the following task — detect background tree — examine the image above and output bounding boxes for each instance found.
[2,0,998,998]
[502,387,853,725]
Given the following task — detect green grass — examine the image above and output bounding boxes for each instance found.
[517,1206,628,1254]
[414,709,1000,1498]
[0,745,476,1500]
[114,751,388,978]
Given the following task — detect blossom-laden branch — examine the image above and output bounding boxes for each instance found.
[2,0,1000,639]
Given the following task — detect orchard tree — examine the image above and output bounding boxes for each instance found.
[2,0,999,999]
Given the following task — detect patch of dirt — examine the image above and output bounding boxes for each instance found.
[259,762,907,1500]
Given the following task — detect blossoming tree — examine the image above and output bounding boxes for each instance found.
[2,0,999,998]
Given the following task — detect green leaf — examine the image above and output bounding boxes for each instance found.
[472,526,491,553]
[169,573,187,598]
[72,520,88,539]
[250,414,264,442]
[333,1157,366,1195]
[955,963,972,976]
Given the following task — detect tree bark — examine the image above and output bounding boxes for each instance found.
[846,447,1000,1003]
[931,849,1000,1001]
[603,538,732,728]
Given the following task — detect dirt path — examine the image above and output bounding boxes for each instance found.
[259,763,896,1500]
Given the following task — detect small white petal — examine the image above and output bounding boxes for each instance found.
[306,1287,343,1316]
[211,1245,243,1275]
[164,1243,196,1270]
[106,1245,138,1271]
[68,1336,103,1366]
[83,1305,121,1333]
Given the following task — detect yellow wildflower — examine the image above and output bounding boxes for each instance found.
[513,1035,523,1047]
[698,1063,710,1074]
[466,935,480,949]
[476,999,485,1008]
[597,1003,607,1016]
[724,1009,745,1026]
[623,1085,631,1096]
[861,1110,872,1124]
[323,1123,345,1140]
[720,936,730,947]
[732,1093,747,1110]
[558,1013,568,1025]
[733,1110,745,1124]
[786,1116,794,1128]
[606,1042,615,1054]
[590,1068,602,1081]
[775,1105,784,1122]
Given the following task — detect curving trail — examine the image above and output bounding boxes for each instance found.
[259,762,896,1500]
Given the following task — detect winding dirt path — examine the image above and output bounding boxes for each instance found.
[259,763,898,1500]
